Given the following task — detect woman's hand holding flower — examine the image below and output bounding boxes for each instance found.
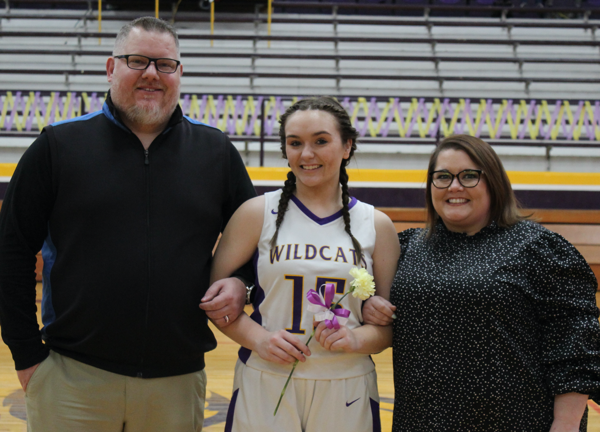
[273,269,378,415]
[255,329,311,365]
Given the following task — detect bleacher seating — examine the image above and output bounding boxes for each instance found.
[1,3,600,98]
[1,3,599,170]
[0,1,597,286]
[273,0,600,19]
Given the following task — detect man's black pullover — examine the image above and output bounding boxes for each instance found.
[0,96,256,377]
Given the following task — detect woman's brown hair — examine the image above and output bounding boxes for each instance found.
[425,134,525,237]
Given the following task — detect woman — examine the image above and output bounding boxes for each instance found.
[364,134,600,431]
[209,97,399,432]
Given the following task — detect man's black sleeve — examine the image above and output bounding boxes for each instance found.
[0,132,54,370]
[222,136,257,228]
[222,137,257,285]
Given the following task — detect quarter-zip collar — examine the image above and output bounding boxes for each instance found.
[102,90,184,136]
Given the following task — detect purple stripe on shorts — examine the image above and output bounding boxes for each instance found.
[290,195,357,225]
[224,388,239,432]
[370,398,381,432]
[238,347,251,364]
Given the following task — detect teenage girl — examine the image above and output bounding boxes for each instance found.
[210,97,399,432]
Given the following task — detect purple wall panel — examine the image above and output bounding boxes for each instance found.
[253,185,600,209]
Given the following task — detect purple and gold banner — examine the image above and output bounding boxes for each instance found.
[2,92,600,144]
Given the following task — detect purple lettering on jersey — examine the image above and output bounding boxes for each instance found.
[293,244,302,260]
[305,244,317,260]
[270,245,284,264]
[335,247,348,263]
[319,245,331,261]
[316,277,346,295]
[285,244,292,260]
[284,275,306,334]
[351,249,368,268]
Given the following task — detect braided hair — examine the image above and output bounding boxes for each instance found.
[270,96,363,266]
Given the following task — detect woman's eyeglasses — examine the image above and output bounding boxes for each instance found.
[430,169,483,189]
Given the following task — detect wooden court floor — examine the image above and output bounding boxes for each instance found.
[1,286,600,431]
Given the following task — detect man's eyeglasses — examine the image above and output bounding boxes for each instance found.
[430,169,483,189]
[114,54,180,74]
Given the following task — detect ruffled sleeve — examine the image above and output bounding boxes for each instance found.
[525,226,600,400]
[398,228,420,260]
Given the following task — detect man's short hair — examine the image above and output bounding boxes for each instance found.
[113,17,180,57]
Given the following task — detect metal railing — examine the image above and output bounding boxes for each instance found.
[2,91,600,165]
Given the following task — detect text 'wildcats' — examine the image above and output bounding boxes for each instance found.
[270,244,365,266]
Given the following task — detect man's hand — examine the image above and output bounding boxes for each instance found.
[17,363,40,392]
[200,277,246,327]
[362,295,396,326]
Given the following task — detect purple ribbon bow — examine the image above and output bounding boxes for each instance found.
[306,283,351,329]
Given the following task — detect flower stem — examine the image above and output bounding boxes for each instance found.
[274,288,352,416]
[331,289,352,311]
[273,329,315,415]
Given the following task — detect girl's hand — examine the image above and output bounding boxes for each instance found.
[362,295,396,326]
[315,322,358,353]
[549,421,581,432]
[254,329,311,365]
[550,392,589,432]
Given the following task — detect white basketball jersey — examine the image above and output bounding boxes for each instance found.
[239,190,377,379]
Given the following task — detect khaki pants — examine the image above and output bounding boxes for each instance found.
[25,350,206,432]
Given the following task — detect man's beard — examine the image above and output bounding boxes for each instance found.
[110,81,179,129]
[121,100,174,127]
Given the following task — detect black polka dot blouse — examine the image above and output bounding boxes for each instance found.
[390,220,600,432]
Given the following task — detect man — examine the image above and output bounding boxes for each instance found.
[0,17,255,431]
